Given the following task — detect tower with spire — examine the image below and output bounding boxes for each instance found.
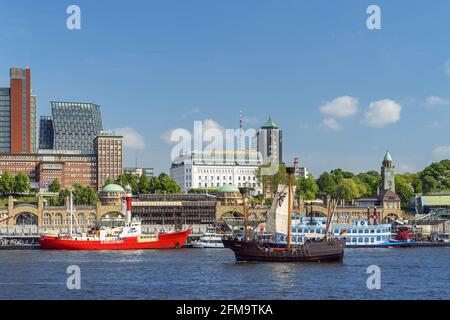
[381,151,395,193]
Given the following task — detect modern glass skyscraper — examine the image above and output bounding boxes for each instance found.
[39,116,54,150]
[30,93,37,153]
[51,102,103,152]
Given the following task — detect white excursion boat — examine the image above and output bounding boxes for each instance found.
[191,227,225,248]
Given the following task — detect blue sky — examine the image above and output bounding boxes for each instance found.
[1,0,450,176]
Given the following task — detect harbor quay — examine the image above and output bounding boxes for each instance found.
[2,181,449,247]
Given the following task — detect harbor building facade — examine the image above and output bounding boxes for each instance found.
[50,101,103,152]
[0,185,125,235]
[0,132,123,191]
[0,67,37,154]
[170,150,263,194]
[132,193,217,234]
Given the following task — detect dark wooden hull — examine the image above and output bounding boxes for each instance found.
[222,238,346,262]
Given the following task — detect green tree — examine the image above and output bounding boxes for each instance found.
[255,163,288,197]
[53,189,70,206]
[115,173,138,194]
[72,184,98,206]
[13,173,31,193]
[151,173,181,194]
[0,172,15,196]
[395,177,415,210]
[335,179,360,203]
[138,174,150,194]
[48,179,62,193]
[421,175,438,194]
[104,177,114,187]
[316,172,337,198]
[296,174,318,201]
[356,171,381,196]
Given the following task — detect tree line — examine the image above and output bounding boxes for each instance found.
[0,172,31,196]
[257,159,450,210]
[108,172,181,195]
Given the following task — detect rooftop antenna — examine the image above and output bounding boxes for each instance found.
[239,110,244,150]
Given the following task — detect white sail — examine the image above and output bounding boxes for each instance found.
[266,184,296,235]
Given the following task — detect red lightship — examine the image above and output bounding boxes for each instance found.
[40,186,191,250]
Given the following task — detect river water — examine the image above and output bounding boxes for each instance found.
[0,247,448,300]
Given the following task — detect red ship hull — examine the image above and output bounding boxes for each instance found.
[40,229,191,250]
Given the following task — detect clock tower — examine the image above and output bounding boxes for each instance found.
[381,151,395,193]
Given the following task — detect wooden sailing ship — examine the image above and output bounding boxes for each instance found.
[222,167,345,262]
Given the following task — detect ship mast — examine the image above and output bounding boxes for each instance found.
[286,167,295,250]
[239,187,248,240]
[68,189,73,237]
[324,198,338,241]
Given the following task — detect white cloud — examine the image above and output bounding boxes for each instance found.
[243,116,259,125]
[202,118,225,132]
[320,96,359,118]
[161,119,225,145]
[362,99,402,127]
[117,127,146,149]
[398,164,416,173]
[445,60,450,76]
[432,146,450,160]
[425,96,450,107]
[321,118,342,131]
[182,107,201,118]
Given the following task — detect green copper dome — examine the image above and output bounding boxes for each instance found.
[384,151,393,162]
[261,117,279,129]
[102,184,125,193]
[218,184,240,193]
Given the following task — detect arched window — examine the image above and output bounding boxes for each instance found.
[88,213,96,226]
[78,213,85,225]
[43,213,51,225]
[15,213,38,226]
[54,213,63,225]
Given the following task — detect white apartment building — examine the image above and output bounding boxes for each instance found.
[170,150,263,194]
[295,167,309,179]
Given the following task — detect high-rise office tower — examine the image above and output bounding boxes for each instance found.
[94,132,123,190]
[0,68,36,153]
[256,117,283,165]
[51,101,103,152]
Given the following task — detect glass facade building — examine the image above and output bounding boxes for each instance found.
[30,94,37,153]
[51,102,103,152]
[0,88,11,153]
[39,116,54,150]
